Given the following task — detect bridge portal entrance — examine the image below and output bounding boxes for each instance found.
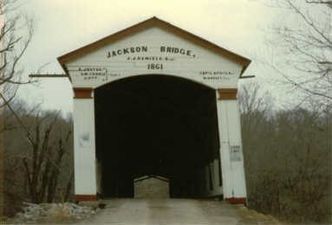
[95,75,221,198]
[57,17,250,204]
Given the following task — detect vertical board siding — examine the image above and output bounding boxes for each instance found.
[73,98,97,195]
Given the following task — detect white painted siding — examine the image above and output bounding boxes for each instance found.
[73,98,97,195]
[216,96,247,199]
[66,23,248,200]
[66,27,243,89]
[226,100,247,198]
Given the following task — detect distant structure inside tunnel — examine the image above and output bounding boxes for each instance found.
[57,17,251,204]
[134,175,169,198]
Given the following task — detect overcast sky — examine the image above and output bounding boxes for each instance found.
[16,0,285,114]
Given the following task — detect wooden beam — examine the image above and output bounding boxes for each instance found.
[240,75,255,79]
[29,74,68,78]
[74,195,97,202]
[217,88,238,100]
[73,88,93,99]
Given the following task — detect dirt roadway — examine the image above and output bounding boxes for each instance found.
[79,199,283,225]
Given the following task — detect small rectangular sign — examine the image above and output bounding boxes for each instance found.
[230,145,241,161]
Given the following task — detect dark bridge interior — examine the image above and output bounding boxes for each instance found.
[95,75,220,198]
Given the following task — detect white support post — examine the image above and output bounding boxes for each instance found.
[73,88,97,201]
[213,158,223,196]
[204,165,210,196]
[216,89,247,204]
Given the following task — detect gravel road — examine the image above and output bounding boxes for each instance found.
[78,198,283,225]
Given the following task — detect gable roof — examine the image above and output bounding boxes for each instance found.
[134,175,169,183]
[58,17,251,76]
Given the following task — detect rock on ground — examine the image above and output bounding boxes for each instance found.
[7,202,98,224]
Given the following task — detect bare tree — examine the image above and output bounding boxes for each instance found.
[0,0,33,107]
[4,106,74,206]
[266,0,332,102]
[305,0,332,6]
[239,82,273,134]
[0,1,33,216]
[240,82,332,223]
